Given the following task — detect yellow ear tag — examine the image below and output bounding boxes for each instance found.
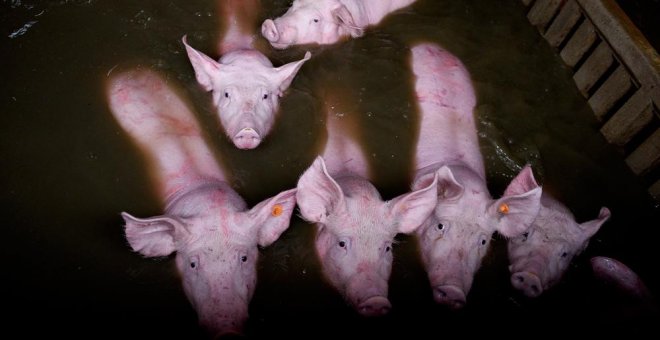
[498,203,510,215]
[272,204,283,217]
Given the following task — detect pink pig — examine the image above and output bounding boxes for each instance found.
[106,69,297,337]
[507,193,610,297]
[409,43,543,309]
[183,0,311,149]
[261,0,417,49]
[296,105,439,317]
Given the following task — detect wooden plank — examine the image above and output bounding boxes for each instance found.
[588,65,633,120]
[626,128,660,175]
[576,0,660,106]
[560,19,597,67]
[528,0,563,30]
[600,89,654,146]
[650,179,660,201]
[544,0,582,47]
[522,0,534,7]
[573,42,614,96]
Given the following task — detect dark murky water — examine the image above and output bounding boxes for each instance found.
[2,0,659,338]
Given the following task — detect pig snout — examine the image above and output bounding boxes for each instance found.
[433,285,466,309]
[511,271,543,297]
[261,19,279,43]
[358,296,392,317]
[232,128,262,149]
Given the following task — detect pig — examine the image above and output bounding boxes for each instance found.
[409,43,543,309]
[261,0,417,49]
[507,193,610,298]
[591,256,650,300]
[296,106,439,317]
[106,69,297,337]
[183,0,311,149]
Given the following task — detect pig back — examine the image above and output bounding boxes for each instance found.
[411,43,482,175]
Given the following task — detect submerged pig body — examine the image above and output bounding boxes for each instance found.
[183,0,310,149]
[296,104,438,316]
[261,0,416,49]
[410,43,543,309]
[106,70,296,337]
[507,193,610,297]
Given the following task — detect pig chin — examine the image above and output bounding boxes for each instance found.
[198,307,248,338]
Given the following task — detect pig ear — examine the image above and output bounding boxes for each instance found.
[273,51,311,95]
[296,156,345,224]
[332,4,364,38]
[122,212,187,257]
[248,188,298,247]
[389,172,438,234]
[489,168,542,238]
[578,207,611,239]
[182,35,220,92]
[432,166,464,201]
[503,165,539,196]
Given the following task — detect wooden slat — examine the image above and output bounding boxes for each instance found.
[588,65,633,120]
[528,0,563,30]
[626,128,660,175]
[576,0,660,106]
[560,19,597,67]
[600,89,654,146]
[573,42,614,96]
[650,179,660,201]
[544,0,582,47]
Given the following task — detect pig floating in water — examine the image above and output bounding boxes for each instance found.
[261,0,417,49]
[106,69,297,337]
[409,43,543,309]
[296,105,439,316]
[507,193,610,297]
[183,0,310,149]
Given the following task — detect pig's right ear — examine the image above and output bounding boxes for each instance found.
[296,157,345,224]
[122,212,187,257]
[332,5,364,38]
[413,166,464,201]
[182,35,220,92]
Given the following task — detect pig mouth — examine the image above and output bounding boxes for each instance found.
[433,284,466,309]
[355,295,392,317]
[232,127,262,149]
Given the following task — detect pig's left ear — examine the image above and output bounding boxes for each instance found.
[389,172,438,234]
[489,167,542,238]
[296,156,346,224]
[273,51,311,95]
[248,188,297,247]
[332,5,364,38]
[182,35,220,92]
[578,206,611,239]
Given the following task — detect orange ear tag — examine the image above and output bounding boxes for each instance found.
[498,203,510,215]
[272,204,283,217]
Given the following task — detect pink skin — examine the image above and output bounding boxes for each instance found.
[261,0,416,49]
[507,193,610,297]
[216,0,260,55]
[296,106,438,317]
[106,69,297,337]
[590,256,650,299]
[409,43,543,309]
[182,35,310,149]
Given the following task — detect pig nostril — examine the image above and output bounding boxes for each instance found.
[517,275,525,283]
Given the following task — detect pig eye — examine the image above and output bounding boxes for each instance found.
[241,255,248,262]
[437,223,444,230]
[480,239,487,246]
[189,256,199,269]
[561,252,568,258]
[521,232,529,242]
[313,18,319,23]
[224,91,230,98]
[262,93,268,100]
[385,245,391,252]
[338,241,346,248]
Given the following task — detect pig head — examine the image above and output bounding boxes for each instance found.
[182,36,310,149]
[414,165,542,309]
[508,193,610,297]
[296,156,438,316]
[261,0,416,49]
